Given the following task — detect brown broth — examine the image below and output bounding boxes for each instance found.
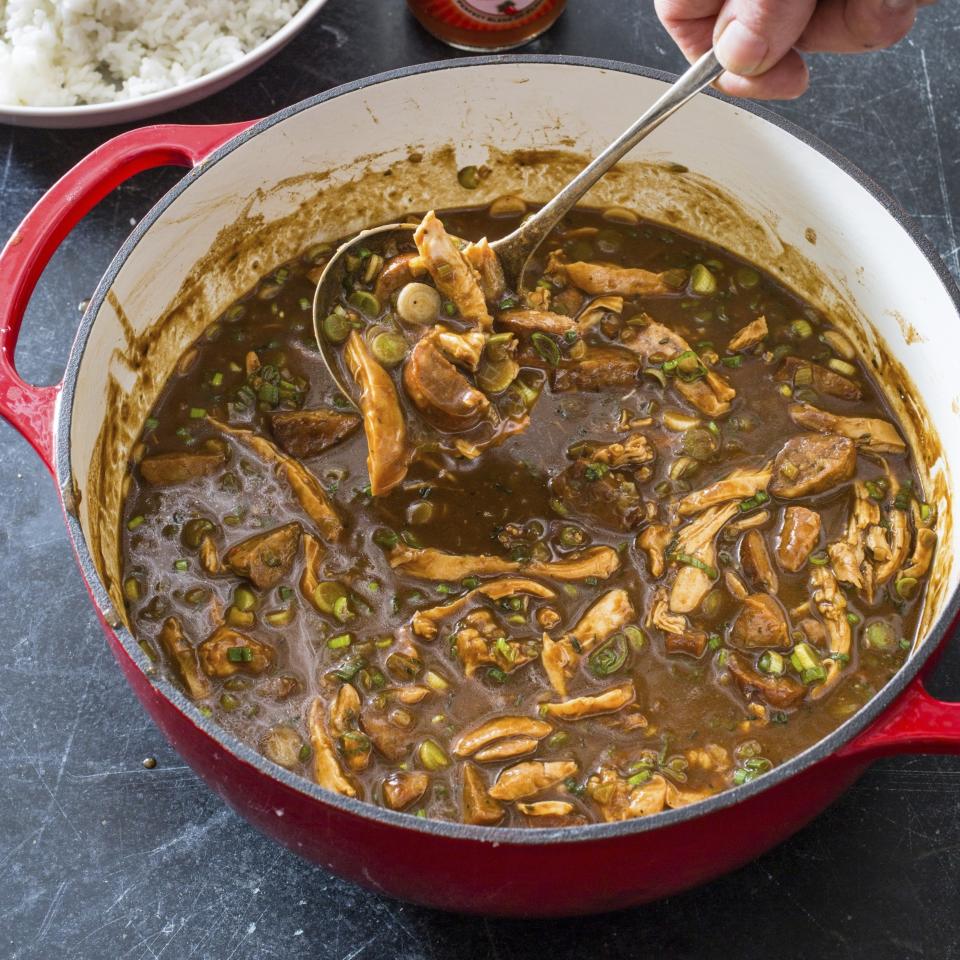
[120,204,930,827]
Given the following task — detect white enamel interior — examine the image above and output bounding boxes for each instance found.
[65,61,959,645]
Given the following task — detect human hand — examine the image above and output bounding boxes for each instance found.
[655,0,931,99]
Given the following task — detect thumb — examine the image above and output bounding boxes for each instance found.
[713,0,817,76]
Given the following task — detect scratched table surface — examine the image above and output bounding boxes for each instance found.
[2,1,959,957]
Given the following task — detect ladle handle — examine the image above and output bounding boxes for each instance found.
[495,49,724,281]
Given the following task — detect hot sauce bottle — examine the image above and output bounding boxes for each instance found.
[406,0,567,51]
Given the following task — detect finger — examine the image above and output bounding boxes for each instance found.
[715,48,811,99]
[713,0,817,76]
[654,0,811,99]
[798,0,917,52]
[654,0,723,60]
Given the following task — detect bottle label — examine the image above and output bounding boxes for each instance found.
[418,0,561,30]
[457,0,545,20]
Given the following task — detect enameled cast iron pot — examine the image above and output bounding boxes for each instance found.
[3,58,960,917]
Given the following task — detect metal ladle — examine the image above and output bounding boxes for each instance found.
[313,49,724,405]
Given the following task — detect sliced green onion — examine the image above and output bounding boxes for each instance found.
[348,290,381,317]
[531,332,561,367]
[895,576,919,600]
[672,552,718,579]
[690,263,717,294]
[227,645,253,663]
[327,633,353,650]
[737,490,770,513]
[588,635,628,677]
[418,739,450,771]
[758,651,785,675]
[457,165,480,189]
[371,331,407,367]
[322,311,352,344]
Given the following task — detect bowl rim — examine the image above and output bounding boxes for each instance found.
[0,0,329,124]
[55,54,960,847]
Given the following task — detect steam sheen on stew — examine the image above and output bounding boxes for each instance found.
[120,200,936,827]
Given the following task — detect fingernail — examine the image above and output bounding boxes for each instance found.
[714,19,769,76]
[883,0,913,10]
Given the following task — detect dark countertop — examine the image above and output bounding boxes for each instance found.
[1,2,958,957]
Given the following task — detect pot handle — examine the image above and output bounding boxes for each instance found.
[840,675,960,758]
[0,120,255,471]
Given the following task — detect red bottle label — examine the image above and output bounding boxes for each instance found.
[417,0,562,31]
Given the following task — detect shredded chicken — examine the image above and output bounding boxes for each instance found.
[637,523,672,577]
[669,502,739,613]
[307,697,357,797]
[576,295,624,335]
[209,419,343,539]
[430,325,486,371]
[676,464,771,517]
[157,617,211,700]
[389,544,620,582]
[463,237,506,302]
[474,737,540,763]
[541,632,578,697]
[808,565,852,699]
[740,529,778,594]
[488,760,578,801]
[724,510,771,539]
[827,481,879,594]
[411,578,556,640]
[198,534,220,575]
[873,470,910,585]
[727,315,768,352]
[497,308,576,337]
[461,763,505,825]
[902,527,937,579]
[569,589,636,652]
[516,801,575,817]
[343,331,412,495]
[587,433,655,469]
[586,767,668,821]
[328,683,361,736]
[453,609,538,678]
[541,681,635,720]
[452,716,552,758]
[563,259,684,296]
[299,532,325,612]
[414,211,491,328]
[620,319,735,416]
[724,568,749,601]
[788,403,906,454]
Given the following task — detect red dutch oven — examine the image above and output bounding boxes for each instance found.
[2,58,959,916]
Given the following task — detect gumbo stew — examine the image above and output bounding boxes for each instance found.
[121,199,937,827]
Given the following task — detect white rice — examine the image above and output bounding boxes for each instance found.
[0,0,303,107]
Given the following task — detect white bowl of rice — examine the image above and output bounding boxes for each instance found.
[0,0,329,128]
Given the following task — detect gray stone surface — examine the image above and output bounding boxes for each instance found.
[1,1,958,957]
